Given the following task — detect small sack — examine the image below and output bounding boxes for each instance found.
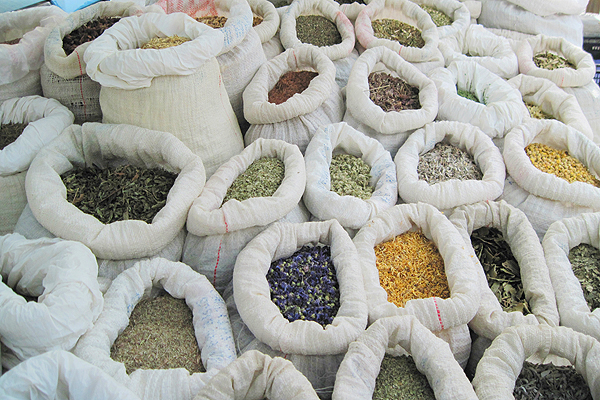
[564,82,600,146]
[542,213,600,341]
[74,258,237,400]
[409,0,470,41]
[448,200,559,341]
[459,0,481,20]
[343,46,438,157]
[249,0,283,60]
[503,0,586,17]
[0,233,103,365]
[303,122,398,230]
[395,121,505,210]
[429,60,529,139]
[192,350,320,400]
[332,315,478,400]
[243,45,344,153]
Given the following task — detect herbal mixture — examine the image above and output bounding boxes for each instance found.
[329,153,374,200]
[223,157,285,203]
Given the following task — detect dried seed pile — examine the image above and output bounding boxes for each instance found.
[267,244,340,327]
[568,243,600,311]
[111,292,204,374]
[61,164,177,224]
[368,71,421,112]
[417,142,483,184]
[329,154,374,200]
[525,143,600,187]
[296,15,342,47]
[514,362,592,400]
[533,51,576,70]
[526,103,554,120]
[141,35,191,49]
[0,122,28,150]
[372,19,425,48]
[420,4,452,27]
[195,16,228,28]
[375,231,450,308]
[63,17,120,56]
[471,227,531,314]
[373,355,435,400]
[457,88,481,103]
[268,70,318,104]
[223,157,285,203]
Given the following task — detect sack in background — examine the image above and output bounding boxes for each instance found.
[563,82,600,146]
[249,0,281,59]
[502,0,587,17]
[409,0,470,41]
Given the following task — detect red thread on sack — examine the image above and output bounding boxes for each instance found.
[76,51,87,119]
[433,297,444,330]
[212,213,230,286]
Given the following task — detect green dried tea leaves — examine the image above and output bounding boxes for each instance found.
[373,355,436,400]
[514,362,592,400]
[533,51,576,71]
[223,157,285,203]
[296,15,342,47]
[457,88,481,103]
[368,71,421,112]
[525,103,555,120]
[568,243,600,311]
[418,142,483,184]
[420,4,452,27]
[0,122,28,150]
[61,164,177,224]
[471,227,531,315]
[329,154,374,200]
[372,19,425,48]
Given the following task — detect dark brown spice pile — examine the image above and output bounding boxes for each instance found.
[268,70,318,104]
[335,0,365,4]
[0,122,28,150]
[63,16,121,56]
[368,71,421,112]
[296,15,342,47]
[2,38,21,45]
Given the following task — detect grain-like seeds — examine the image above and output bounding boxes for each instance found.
[63,17,121,56]
[372,19,425,48]
[329,154,374,200]
[0,122,28,150]
[374,355,435,400]
[526,103,554,120]
[568,243,600,311]
[223,157,285,203]
[368,71,421,112]
[418,142,483,184]
[514,362,592,400]
[420,4,452,27]
[268,70,318,104]
[296,15,342,47]
[141,35,191,49]
[533,51,576,70]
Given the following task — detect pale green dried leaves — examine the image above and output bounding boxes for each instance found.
[329,153,374,200]
[223,157,285,204]
[420,4,452,27]
[373,355,435,400]
[372,19,425,48]
[533,51,576,70]
[417,142,483,184]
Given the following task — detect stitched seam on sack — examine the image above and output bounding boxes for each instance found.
[433,297,444,330]
[76,51,87,119]
[212,213,230,286]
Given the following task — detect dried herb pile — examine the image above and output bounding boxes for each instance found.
[268,70,318,104]
[568,243,600,311]
[372,19,425,48]
[533,51,576,70]
[526,103,555,120]
[141,35,191,49]
[329,154,374,200]
[61,164,177,224]
[525,143,600,187]
[375,231,450,308]
[223,157,285,203]
[417,142,483,184]
[111,291,205,374]
[420,4,452,27]
[0,122,28,150]
[296,15,342,47]
[2,38,21,45]
[373,355,435,400]
[471,227,531,314]
[195,15,263,27]
[63,17,120,56]
[335,0,365,4]
[267,244,340,327]
[368,71,421,112]
[457,88,481,103]
[514,362,592,400]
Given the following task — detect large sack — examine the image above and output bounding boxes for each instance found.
[0,233,102,366]
[429,60,529,139]
[0,96,73,235]
[243,45,344,153]
[395,121,505,210]
[74,258,237,400]
[459,0,481,20]
[504,0,586,17]
[332,315,477,400]
[563,82,600,146]
[409,0,470,41]
[0,6,66,104]
[85,12,243,177]
[303,122,397,230]
[343,46,438,157]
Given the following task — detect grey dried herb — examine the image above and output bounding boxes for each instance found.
[526,102,555,120]
[329,153,374,200]
[373,354,435,400]
[457,88,481,103]
[296,15,342,47]
[223,157,285,204]
[368,71,421,112]
[568,243,600,311]
[533,51,576,70]
[514,362,592,400]
[417,142,483,184]
[372,19,425,48]
[0,122,28,150]
[420,4,452,27]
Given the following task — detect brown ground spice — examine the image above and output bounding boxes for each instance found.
[63,17,121,56]
[268,70,318,104]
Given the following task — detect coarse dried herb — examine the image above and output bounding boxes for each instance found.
[0,122,28,150]
[457,88,481,103]
[526,102,555,120]
[111,291,205,375]
[2,38,21,45]
[568,243,600,311]
[375,231,450,308]
[525,143,600,187]
[296,15,342,47]
[335,0,365,4]
[63,17,121,56]
[417,142,483,184]
[368,71,421,112]
[373,354,435,400]
[329,154,374,200]
[141,35,191,49]
[267,244,340,327]
[196,15,263,28]
[514,362,592,400]
[533,51,576,71]
[420,4,452,27]
[268,70,318,104]
[61,164,177,224]
[372,19,425,48]
[471,227,531,314]
[222,157,285,204]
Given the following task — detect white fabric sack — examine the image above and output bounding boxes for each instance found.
[448,200,560,341]
[352,202,480,331]
[486,27,533,54]
[243,45,344,153]
[395,121,505,210]
[192,350,320,400]
[332,315,478,400]
[250,0,283,60]
[542,213,600,341]
[0,233,103,364]
[472,325,600,399]
[409,0,470,41]
[504,0,586,17]
[25,122,205,261]
[343,46,438,157]
[0,71,42,108]
[564,82,600,163]
[516,35,596,88]
[439,24,519,79]
[460,0,481,19]
[508,74,594,142]
[303,122,397,230]
[74,258,237,400]
[429,60,529,139]
[0,350,141,400]
[339,1,369,23]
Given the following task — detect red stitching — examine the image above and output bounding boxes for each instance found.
[433,298,444,330]
[75,51,87,120]
[212,213,230,286]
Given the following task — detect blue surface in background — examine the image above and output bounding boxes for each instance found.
[50,0,102,12]
[0,0,47,13]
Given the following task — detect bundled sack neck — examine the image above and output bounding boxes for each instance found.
[249,0,280,45]
[409,0,470,41]
[394,121,505,210]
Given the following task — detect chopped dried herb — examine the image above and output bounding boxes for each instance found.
[526,103,555,120]
[533,51,576,71]
[420,4,452,27]
[141,35,191,49]
[296,15,342,47]
[568,243,600,311]
[2,38,21,45]
[525,143,600,187]
[457,88,481,103]
[0,122,28,150]
[63,17,121,56]
[329,153,374,200]
[368,71,421,112]
[195,15,263,27]
[335,0,365,4]
[222,157,285,204]
[471,227,531,314]
[372,19,425,48]
[374,354,435,400]
[418,142,483,184]
[268,70,318,104]
[514,362,592,400]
